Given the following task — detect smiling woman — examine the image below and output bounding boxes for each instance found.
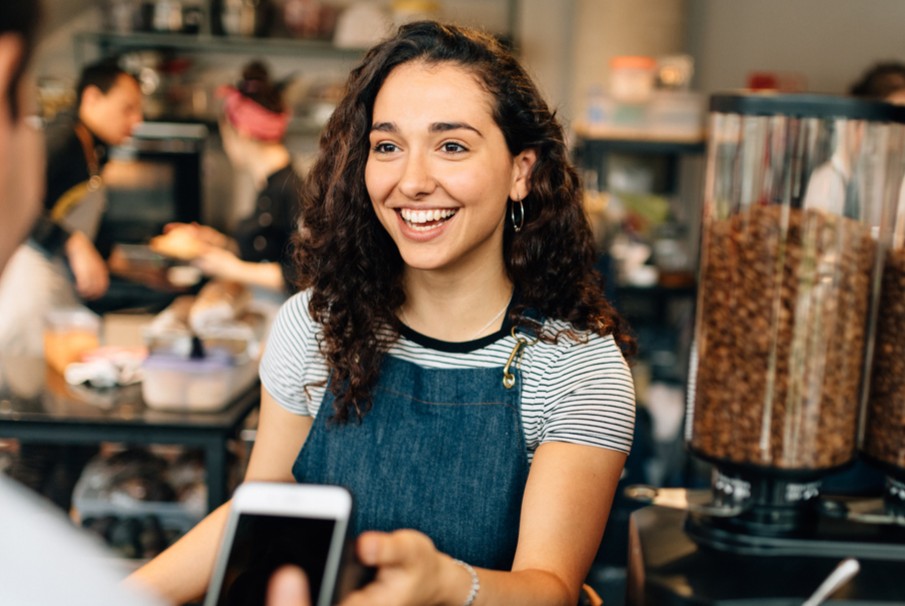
[364,61,536,286]
[129,21,636,606]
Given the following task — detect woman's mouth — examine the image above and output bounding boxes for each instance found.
[399,208,457,232]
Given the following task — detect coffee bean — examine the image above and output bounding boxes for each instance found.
[691,206,875,470]
[864,248,905,472]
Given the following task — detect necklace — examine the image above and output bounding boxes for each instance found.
[399,294,512,340]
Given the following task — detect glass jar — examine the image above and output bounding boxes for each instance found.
[689,93,905,474]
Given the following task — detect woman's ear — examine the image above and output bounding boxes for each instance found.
[510,147,538,201]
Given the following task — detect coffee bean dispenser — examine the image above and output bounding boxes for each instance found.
[626,93,905,605]
[864,162,905,519]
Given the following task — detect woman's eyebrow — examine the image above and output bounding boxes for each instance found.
[369,121,483,137]
[430,122,483,137]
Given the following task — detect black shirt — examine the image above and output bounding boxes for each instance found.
[233,163,303,292]
[30,114,110,256]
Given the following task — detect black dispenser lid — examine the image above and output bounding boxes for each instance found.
[710,91,905,123]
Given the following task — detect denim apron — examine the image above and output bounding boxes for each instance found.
[293,345,531,570]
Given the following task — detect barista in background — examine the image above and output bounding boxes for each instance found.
[800,62,905,220]
[162,61,303,297]
[0,58,142,513]
[0,58,142,357]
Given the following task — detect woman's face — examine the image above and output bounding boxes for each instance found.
[365,61,535,278]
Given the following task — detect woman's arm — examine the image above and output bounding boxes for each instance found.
[340,442,626,606]
[125,387,312,604]
[193,249,286,292]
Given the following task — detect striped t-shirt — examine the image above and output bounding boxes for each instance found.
[260,290,636,459]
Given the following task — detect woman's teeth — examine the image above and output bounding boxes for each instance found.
[400,208,457,231]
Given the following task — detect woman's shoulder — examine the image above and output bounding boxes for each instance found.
[272,289,318,335]
[530,318,629,371]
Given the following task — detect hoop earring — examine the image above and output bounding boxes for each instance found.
[510,197,525,233]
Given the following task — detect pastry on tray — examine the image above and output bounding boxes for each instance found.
[149,227,206,261]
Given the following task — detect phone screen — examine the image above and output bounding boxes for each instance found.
[210,513,337,606]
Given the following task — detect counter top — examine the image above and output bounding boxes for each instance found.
[0,356,260,510]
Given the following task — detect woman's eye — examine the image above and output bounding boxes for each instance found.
[441,142,467,153]
[372,142,399,154]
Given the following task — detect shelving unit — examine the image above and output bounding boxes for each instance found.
[76,0,521,64]
[74,30,367,66]
[572,126,705,384]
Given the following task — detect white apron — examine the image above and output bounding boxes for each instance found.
[0,176,106,356]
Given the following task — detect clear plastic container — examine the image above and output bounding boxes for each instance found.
[141,349,258,412]
[689,93,905,474]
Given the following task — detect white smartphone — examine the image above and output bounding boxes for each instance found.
[204,483,354,606]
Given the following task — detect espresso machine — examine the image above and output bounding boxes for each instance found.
[626,93,905,605]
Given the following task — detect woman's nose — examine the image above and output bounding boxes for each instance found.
[397,153,436,199]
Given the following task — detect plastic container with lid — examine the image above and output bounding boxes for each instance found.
[688,92,905,476]
[141,349,258,412]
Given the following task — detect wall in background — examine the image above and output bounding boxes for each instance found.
[569,0,686,127]
[687,0,905,95]
[517,0,576,123]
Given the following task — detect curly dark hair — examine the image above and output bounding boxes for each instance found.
[295,20,635,421]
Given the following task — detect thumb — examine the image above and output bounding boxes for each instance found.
[356,531,396,566]
[357,529,430,567]
[267,565,310,606]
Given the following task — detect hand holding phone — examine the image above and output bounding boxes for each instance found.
[204,483,353,606]
[266,565,311,606]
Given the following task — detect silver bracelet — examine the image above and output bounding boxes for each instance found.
[452,558,480,606]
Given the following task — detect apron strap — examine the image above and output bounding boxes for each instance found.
[503,310,543,389]
[51,124,102,222]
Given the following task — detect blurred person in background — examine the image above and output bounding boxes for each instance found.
[802,61,905,219]
[156,60,303,299]
[0,3,157,605]
[0,57,142,357]
[0,58,142,513]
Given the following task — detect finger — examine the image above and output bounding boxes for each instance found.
[163,222,184,233]
[356,531,390,566]
[357,529,427,567]
[267,565,310,606]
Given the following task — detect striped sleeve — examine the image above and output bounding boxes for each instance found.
[259,290,328,416]
[536,334,635,454]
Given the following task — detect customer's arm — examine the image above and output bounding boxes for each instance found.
[340,442,626,606]
[125,388,312,605]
